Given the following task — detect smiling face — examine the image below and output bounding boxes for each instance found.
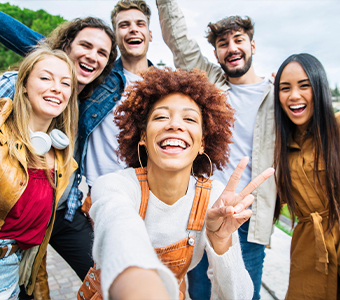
[140,93,204,174]
[66,27,112,93]
[279,61,314,134]
[214,30,254,78]
[115,8,152,62]
[24,56,72,129]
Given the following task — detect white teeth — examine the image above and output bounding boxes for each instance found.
[228,56,241,62]
[161,139,187,149]
[290,104,306,109]
[80,63,94,71]
[128,38,142,43]
[44,97,60,104]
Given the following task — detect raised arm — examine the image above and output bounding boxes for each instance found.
[156,0,225,86]
[0,12,44,57]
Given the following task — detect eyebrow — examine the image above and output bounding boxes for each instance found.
[42,69,71,80]
[152,106,200,115]
[279,78,310,85]
[79,40,110,55]
[216,32,245,43]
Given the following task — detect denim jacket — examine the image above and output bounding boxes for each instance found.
[0,12,153,220]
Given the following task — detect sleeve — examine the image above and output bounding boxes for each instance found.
[89,169,179,300]
[0,12,45,57]
[0,72,18,99]
[205,231,254,300]
[156,0,225,85]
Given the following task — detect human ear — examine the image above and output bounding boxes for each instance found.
[199,139,205,155]
[251,40,255,55]
[214,50,219,63]
[149,30,153,42]
[139,131,146,146]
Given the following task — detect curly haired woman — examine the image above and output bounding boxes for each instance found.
[89,68,274,300]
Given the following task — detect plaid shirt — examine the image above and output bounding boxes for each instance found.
[0,71,17,99]
[0,71,81,221]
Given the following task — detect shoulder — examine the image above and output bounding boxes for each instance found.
[335,111,340,126]
[0,71,18,99]
[0,97,13,127]
[91,168,140,199]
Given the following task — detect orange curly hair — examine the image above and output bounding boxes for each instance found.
[114,67,235,177]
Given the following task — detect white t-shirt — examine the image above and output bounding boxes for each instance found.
[90,168,253,300]
[84,69,142,186]
[212,77,270,192]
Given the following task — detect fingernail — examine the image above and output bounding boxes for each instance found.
[234,205,242,214]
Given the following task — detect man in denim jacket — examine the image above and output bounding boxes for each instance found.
[0,0,153,297]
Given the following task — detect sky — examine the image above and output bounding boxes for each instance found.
[1,0,340,88]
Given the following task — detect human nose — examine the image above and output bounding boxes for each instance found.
[165,116,184,131]
[129,22,139,33]
[228,40,238,53]
[289,87,301,100]
[85,48,97,62]
[51,81,61,93]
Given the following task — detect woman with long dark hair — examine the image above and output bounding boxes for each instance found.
[273,53,340,299]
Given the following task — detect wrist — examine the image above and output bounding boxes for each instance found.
[206,231,233,255]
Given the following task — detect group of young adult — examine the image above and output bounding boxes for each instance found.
[0,1,338,300]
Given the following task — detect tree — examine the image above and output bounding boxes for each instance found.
[0,3,66,71]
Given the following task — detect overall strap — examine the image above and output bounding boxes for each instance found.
[135,167,149,219]
[187,178,212,231]
[135,168,212,231]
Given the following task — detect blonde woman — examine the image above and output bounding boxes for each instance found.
[0,45,78,300]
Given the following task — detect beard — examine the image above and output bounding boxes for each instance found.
[219,54,253,78]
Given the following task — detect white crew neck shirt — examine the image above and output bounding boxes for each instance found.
[84,69,143,186]
[212,77,270,192]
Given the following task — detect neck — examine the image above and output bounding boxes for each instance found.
[146,164,191,206]
[29,117,52,133]
[228,65,262,85]
[77,83,85,95]
[121,55,149,75]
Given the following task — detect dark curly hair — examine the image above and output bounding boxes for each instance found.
[47,17,117,100]
[114,67,235,177]
[206,16,254,48]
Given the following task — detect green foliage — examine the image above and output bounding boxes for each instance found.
[0,3,66,71]
[275,220,293,237]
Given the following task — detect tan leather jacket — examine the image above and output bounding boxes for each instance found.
[0,98,77,294]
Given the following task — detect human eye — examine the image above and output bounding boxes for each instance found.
[40,76,50,81]
[154,115,168,120]
[279,86,290,92]
[62,81,71,87]
[98,51,108,58]
[184,117,197,123]
[81,43,90,49]
[300,83,311,89]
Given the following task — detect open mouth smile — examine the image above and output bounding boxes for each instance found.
[44,97,61,105]
[127,38,143,45]
[159,138,188,151]
[80,62,95,73]
[289,104,306,113]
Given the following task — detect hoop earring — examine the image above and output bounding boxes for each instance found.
[137,142,144,169]
[191,152,212,183]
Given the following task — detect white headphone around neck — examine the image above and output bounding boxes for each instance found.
[29,128,70,155]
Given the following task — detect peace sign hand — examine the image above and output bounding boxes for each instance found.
[205,157,275,255]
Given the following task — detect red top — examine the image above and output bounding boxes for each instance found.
[0,169,54,250]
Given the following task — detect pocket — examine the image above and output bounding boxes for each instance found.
[0,253,20,292]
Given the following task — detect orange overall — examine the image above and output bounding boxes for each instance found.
[78,167,212,300]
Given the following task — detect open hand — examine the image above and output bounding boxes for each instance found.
[205,157,275,254]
